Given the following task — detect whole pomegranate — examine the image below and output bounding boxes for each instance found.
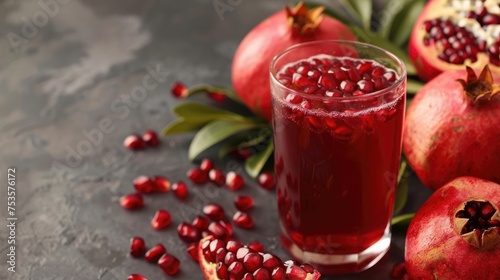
[403,65,500,190]
[408,0,500,81]
[405,177,500,279]
[231,2,356,121]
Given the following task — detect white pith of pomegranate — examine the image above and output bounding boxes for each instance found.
[231,2,356,121]
[409,0,500,81]
[405,177,500,279]
[198,236,321,280]
[403,66,500,190]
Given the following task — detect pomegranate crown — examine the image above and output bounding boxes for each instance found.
[285,2,324,36]
[457,65,500,103]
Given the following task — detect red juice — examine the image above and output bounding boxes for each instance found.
[270,48,406,275]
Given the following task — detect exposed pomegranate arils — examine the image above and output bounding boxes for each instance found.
[151,176,171,192]
[285,93,302,104]
[120,193,144,210]
[200,158,214,172]
[357,79,374,93]
[216,247,228,263]
[192,215,211,231]
[142,130,159,147]
[123,135,146,150]
[172,181,188,199]
[352,90,364,96]
[317,73,336,89]
[171,82,188,98]
[128,274,148,280]
[244,273,256,280]
[340,80,356,93]
[130,237,146,258]
[228,261,246,279]
[208,221,228,240]
[236,247,253,261]
[272,267,286,280]
[253,268,271,280]
[203,203,225,221]
[243,252,263,273]
[292,73,313,88]
[217,262,229,279]
[300,264,315,273]
[133,175,154,194]
[157,253,180,275]
[233,211,255,229]
[226,171,245,190]
[220,219,234,237]
[257,172,275,190]
[151,209,172,230]
[209,239,225,256]
[262,253,282,269]
[187,167,208,184]
[186,242,199,262]
[235,195,254,211]
[145,244,167,263]
[225,251,237,265]
[177,222,200,242]
[286,264,307,279]
[247,241,265,253]
[207,91,226,102]
[226,240,244,253]
[208,169,226,187]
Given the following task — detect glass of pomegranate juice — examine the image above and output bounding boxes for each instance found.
[270,40,406,275]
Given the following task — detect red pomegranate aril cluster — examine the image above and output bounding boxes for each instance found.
[124,130,160,150]
[422,18,500,66]
[279,56,397,98]
[202,237,318,280]
[455,200,500,236]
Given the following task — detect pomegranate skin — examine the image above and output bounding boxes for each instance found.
[408,0,500,81]
[231,6,356,121]
[403,69,500,190]
[405,177,500,279]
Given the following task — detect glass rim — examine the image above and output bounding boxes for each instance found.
[269,40,407,101]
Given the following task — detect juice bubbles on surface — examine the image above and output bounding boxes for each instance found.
[270,43,406,275]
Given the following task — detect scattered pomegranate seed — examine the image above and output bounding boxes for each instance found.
[257,172,275,190]
[207,91,226,102]
[391,262,407,279]
[219,220,234,237]
[200,158,214,172]
[235,195,254,211]
[186,242,199,262]
[203,203,225,221]
[151,209,172,230]
[208,221,229,240]
[142,130,159,147]
[172,181,188,199]
[158,253,180,275]
[133,175,155,194]
[127,274,148,280]
[130,237,146,258]
[233,147,253,160]
[247,241,264,253]
[187,167,208,184]
[123,135,146,150]
[151,176,171,192]
[192,215,210,231]
[209,169,226,187]
[171,82,188,98]
[233,211,255,229]
[144,244,167,263]
[226,171,244,190]
[177,222,200,242]
[120,193,144,210]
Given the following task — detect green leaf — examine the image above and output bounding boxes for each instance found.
[188,120,261,160]
[188,84,242,103]
[407,78,424,95]
[245,140,274,178]
[342,0,372,30]
[348,25,416,75]
[392,213,415,226]
[162,118,206,135]
[378,0,411,38]
[173,102,247,122]
[394,160,409,215]
[218,127,272,159]
[388,0,425,47]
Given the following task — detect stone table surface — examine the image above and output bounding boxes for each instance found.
[0,0,432,279]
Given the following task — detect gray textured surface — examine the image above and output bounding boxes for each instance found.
[0,0,432,279]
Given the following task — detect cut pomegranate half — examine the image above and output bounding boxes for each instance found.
[198,236,321,280]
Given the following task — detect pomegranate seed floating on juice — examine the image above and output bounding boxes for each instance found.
[270,41,406,275]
